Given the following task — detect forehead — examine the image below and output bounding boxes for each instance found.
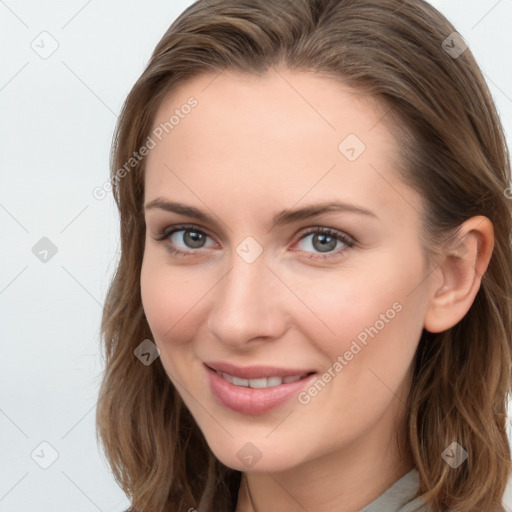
[144,68,422,223]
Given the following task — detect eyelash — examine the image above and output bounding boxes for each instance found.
[154,223,356,261]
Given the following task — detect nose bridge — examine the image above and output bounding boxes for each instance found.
[207,246,284,346]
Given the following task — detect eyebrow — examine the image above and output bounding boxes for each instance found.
[144,198,378,229]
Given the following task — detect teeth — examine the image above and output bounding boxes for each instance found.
[267,376,283,387]
[232,376,249,386]
[247,377,269,389]
[218,371,308,388]
[221,372,234,384]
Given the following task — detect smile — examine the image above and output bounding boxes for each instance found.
[213,370,311,388]
[205,363,318,415]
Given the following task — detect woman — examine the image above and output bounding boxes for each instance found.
[96,1,512,510]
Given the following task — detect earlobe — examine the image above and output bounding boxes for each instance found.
[423,216,494,334]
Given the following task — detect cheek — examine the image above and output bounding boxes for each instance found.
[140,256,203,387]
[140,254,188,342]
[140,253,214,349]
[299,252,425,371]
[292,266,402,352]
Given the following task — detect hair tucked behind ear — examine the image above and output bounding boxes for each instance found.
[96,0,512,510]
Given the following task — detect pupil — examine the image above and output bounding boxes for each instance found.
[314,234,336,253]
[184,231,205,248]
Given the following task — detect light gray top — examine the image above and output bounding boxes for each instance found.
[359,468,430,512]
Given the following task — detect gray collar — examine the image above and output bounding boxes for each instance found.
[359,468,429,512]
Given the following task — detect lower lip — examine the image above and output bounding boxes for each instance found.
[205,365,316,415]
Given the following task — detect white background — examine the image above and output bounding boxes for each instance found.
[1,1,511,510]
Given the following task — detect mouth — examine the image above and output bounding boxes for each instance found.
[204,362,317,415]
[204,361,316,379]
[208,367,315,388]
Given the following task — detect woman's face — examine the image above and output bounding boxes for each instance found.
[141,69,434,472]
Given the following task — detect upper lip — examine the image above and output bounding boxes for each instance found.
[204,361,316,379]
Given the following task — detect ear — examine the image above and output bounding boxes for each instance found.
[423,216,494,334]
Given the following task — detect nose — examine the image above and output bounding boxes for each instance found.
[207,248,287,348]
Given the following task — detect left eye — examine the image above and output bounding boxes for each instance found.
[294,228,355,257]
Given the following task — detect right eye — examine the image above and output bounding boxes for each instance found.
[155,224,219,257]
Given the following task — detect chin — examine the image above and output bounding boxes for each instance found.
[206,437,305,473]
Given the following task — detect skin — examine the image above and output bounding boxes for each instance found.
[140,68,494,512]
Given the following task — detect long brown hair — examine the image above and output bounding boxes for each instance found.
[96,1,512,510]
